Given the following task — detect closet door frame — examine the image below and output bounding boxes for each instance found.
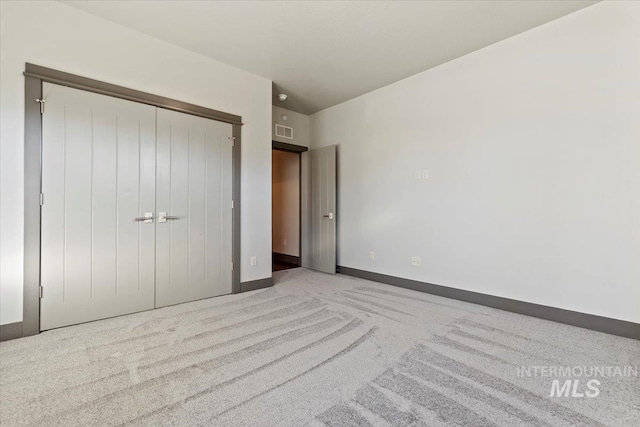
[23,63,243,337]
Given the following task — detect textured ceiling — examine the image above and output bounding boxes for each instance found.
[62,0,597,114]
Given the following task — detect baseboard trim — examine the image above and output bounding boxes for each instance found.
[240,277,274,293]
[1,279,275,342]
[0,322,23,342]
[273,252,301,266]
[338,266,639,340]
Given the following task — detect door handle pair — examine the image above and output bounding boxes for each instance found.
[133,212,179,223]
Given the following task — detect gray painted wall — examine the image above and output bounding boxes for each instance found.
[310,1,640,324]
[273,106,309,148]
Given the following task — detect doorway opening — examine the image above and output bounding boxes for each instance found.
[272,141,307,272]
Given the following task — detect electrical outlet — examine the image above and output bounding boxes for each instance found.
[415,170,429,180]
[283,239,287,246]
[250,256,257,266]
[411,256,421,267]
[369,251,375,260]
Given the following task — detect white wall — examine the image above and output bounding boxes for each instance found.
[273,106,310,148]
[272,150,300,257]
[310,1,640,323]
[0,1,272,325]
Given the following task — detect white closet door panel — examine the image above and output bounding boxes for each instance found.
[204,121,233,295]
[219,126,233,291]
[41,83,156,330]
[91,114,118,300]
[167,113,190,299]
[205,130,223,289]
[189,125,207,292]
[63,106,93,304]
[156,108,172,304]
[41,98,67,307]
[138,113,157,301]
[156,108,233,307]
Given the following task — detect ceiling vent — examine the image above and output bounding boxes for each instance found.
[275,124,293,140]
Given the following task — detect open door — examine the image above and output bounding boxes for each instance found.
[302,145,337,274]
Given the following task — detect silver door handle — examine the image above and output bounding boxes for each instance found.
[159,212,179,223]
[133,213,154,223]
[323,213,334,220]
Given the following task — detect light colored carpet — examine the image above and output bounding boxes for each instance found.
[1,268,638,426]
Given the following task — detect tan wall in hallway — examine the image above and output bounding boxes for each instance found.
[272,150,300,257]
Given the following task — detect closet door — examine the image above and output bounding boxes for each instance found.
[155,108,233,307]
[40,83,156,330]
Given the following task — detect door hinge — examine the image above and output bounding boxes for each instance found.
[39,286,43,299]
[39,193,44,206]
[231,200,234,209]
[231,262,234,271]
[36,98,45,114]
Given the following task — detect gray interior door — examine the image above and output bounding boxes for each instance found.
[155,108,234,307]
[304,145,337,274]
[40,83,156,330]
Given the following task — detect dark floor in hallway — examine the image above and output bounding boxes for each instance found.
[273,260,299,272]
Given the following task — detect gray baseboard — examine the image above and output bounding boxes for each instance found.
[0,322,23,342]
[240,277,274,293]
[1,279,274,343]
[273,252,301,266]
[338,266,639,340]
[0,277,273,343]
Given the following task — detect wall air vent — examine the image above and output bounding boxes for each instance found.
[275,124,294,140]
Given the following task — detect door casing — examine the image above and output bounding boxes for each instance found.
[270,141,337,275]
[23,63,243,337]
